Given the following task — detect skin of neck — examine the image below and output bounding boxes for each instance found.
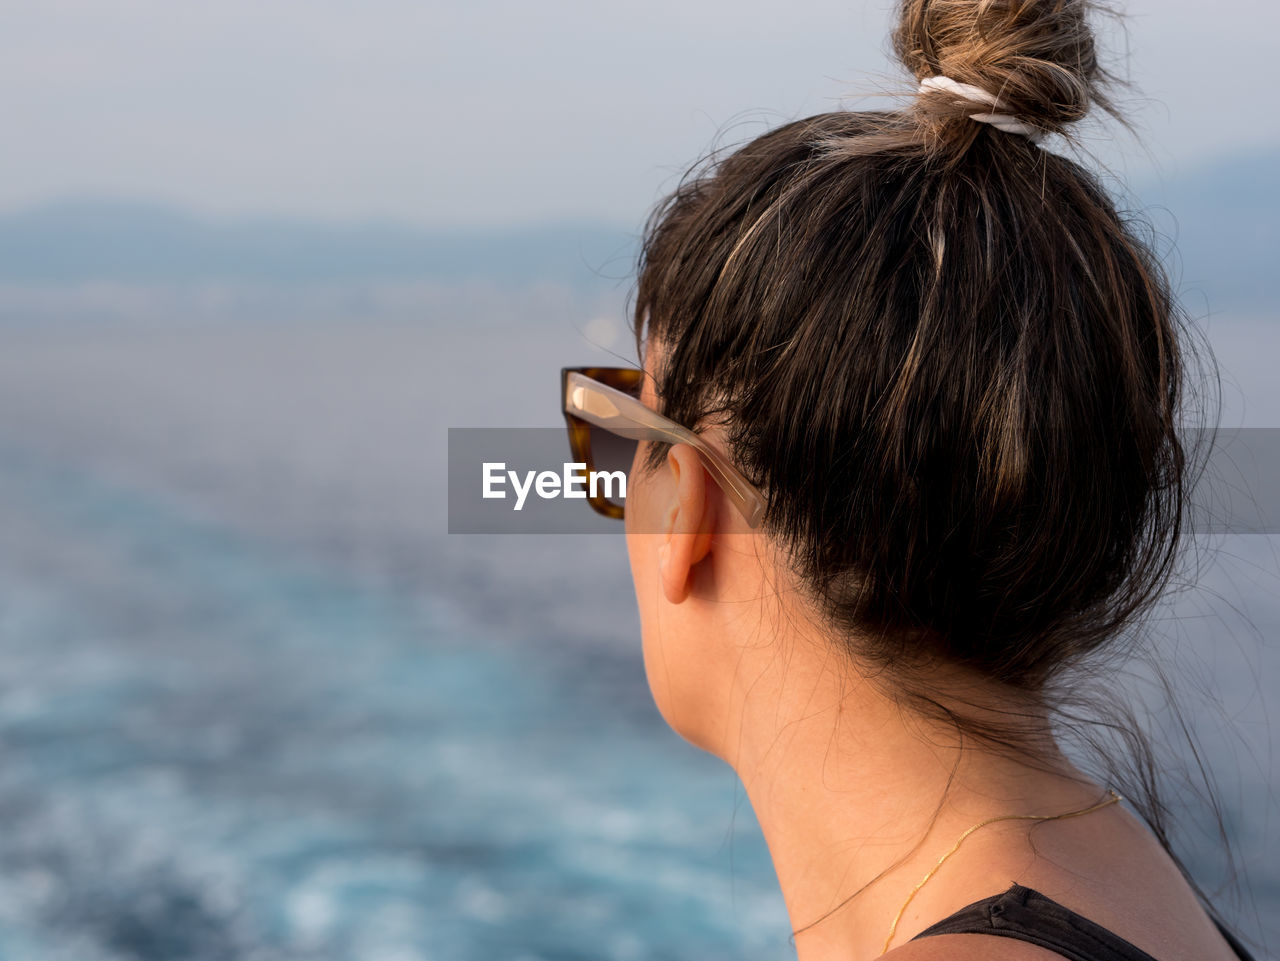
[624,437,1112,961]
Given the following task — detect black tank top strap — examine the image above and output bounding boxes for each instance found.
[909,883,1258,961]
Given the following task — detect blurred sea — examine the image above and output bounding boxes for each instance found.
[0,296,1275,960]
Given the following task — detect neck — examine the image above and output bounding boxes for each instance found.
[717,617,1100,961]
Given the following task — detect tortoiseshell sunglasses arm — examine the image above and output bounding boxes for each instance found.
[562,370,767,528]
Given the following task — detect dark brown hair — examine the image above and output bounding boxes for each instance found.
[632,0,1228,907]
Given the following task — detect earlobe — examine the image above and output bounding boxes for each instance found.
[658,444,717,604]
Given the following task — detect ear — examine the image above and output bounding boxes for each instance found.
[659,443,717,604]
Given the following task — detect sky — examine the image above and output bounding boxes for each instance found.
[2,0,1278,228]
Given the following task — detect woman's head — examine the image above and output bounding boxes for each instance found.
[624,0,1195,748]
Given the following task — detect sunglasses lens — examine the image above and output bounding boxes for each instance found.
[563,368,645,519]
[588,426,637,512]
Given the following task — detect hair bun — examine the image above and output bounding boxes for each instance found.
[894,0,1110,138]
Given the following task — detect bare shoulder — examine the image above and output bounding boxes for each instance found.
[883,934,1072,961]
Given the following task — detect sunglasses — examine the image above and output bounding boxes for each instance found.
[560,367,767,528]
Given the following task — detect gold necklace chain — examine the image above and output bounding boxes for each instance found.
[882,789,1123,954]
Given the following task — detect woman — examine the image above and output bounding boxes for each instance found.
[560,1,1260,958]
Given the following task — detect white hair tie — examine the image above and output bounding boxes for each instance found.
[917,75,1043,141]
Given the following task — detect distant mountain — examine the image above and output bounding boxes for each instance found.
[0,145,1274,309]
[0,200,639,290]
